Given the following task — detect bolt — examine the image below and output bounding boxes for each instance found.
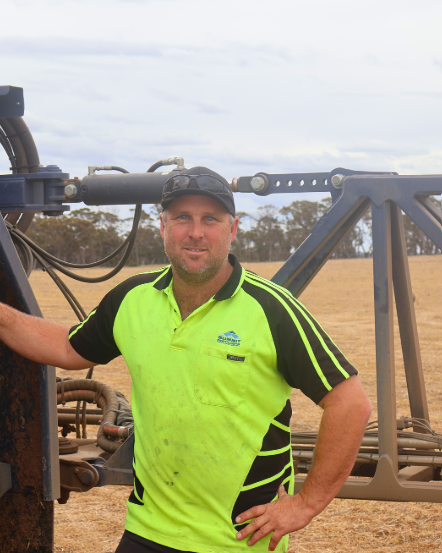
[64,184,78,199]
[331,174,344,189]
[250,176,266,192]
[78,470,94,485]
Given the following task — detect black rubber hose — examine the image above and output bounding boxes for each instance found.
[8,118,41,232]
[6,205,141,283]
[8,117,39,172]
[0,117,40,232]
[13,204,141,269]
[0,126,17,171]
[147,160,164,172]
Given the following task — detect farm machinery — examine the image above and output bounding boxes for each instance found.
[0,85,442,551]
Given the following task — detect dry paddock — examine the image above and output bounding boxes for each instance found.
[29,256,442,552]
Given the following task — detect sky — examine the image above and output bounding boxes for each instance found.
[2,0,442,217]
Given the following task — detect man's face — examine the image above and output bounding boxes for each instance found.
[160,194,239,285]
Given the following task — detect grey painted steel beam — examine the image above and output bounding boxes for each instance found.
[272,190,368,292]
[390,203,430,430]
[371,201,398,472]
[272,198,370,296]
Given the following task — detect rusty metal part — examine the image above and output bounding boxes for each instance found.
[59,437,79,455]
[0,214,59,551]
[58,407,103,415]
[58,413,103,426]
[57,405,103,427]
[58,459,99,505]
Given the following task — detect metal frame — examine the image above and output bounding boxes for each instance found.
[271,172,442,501]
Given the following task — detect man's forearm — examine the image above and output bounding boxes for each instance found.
[0,302,93,370]
[299,376,372,515]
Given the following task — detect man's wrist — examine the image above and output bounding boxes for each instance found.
[298,486,329,519]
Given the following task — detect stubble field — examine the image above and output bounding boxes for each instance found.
[29,255,442,553]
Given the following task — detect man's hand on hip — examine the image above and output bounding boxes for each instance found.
[235,485,316,551]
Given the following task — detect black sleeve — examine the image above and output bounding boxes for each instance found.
[243,277,358,404]
[68,288,123,365]
[275,296,358,404]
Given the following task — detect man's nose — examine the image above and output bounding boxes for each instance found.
[188,219,204,238]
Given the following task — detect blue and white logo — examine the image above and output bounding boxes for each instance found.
[217,331,241,347]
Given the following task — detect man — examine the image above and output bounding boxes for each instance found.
[0,167,371,553]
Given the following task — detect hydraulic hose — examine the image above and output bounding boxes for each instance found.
[56,379,132,453]
[0,117,40,232]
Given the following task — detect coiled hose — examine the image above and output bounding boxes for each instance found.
[57,379,133,453]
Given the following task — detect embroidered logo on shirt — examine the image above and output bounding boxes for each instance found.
[217,330,241,347]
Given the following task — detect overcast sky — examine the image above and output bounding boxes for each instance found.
[2,0,442,216]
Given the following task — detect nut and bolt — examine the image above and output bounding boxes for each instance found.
[250,176,267,192]
[64,184,78,199]
[331,174,344,189]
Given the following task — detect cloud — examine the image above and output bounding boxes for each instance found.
[0,36,297,67]
[1,38,165,58]
[403,90,442,100]
[150,89,227,115]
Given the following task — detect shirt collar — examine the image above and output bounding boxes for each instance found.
[214,254,243,301]
[153,254,243,301]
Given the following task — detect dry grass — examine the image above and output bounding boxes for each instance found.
[29,255,442,552]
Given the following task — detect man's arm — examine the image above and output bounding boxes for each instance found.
[236,375,372,551]
[0,302,95,370]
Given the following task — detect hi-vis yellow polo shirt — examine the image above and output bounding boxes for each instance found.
[69,254,357,553]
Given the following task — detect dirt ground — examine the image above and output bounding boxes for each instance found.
[29,255,442,552]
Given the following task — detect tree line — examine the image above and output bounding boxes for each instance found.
[26,199,441,267]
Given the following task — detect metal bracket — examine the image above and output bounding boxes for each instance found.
[0,165,70,215]
[94,433,134,487]
[59,458,99,504]
[0,86,24,117]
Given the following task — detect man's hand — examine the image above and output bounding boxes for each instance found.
[236,485,316,551]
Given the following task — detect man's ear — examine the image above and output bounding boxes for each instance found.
[160,212,165,239]
[230,216,239,243]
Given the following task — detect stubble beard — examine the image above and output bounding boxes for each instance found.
[166,247,229,286]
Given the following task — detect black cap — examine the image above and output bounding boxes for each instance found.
[161,166,235,217]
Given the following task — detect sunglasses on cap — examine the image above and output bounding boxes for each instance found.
[163,174,232,197]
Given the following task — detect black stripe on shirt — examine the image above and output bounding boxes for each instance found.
[69,268,169,364]
[242,274,357,404]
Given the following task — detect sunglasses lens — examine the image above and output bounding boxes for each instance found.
[171,176,190,191]
[198,176,225,192]
[164,174,228,196]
